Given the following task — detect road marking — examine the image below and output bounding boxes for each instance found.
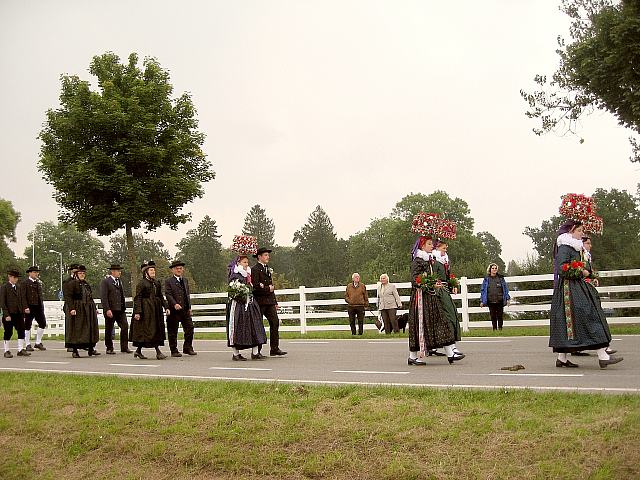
[333,370,410,375]
[0,367,637,393]
[289,341,330,344]
[209,367,272,371]
[367,341,406,344]
[489,373,583,377]
[193,350,230,353]
[459,340,512,343]
[108,363,159,368]
[27,361,70,365]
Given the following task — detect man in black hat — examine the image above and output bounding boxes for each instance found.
[100,264,132,354]
[18,266,47,351]
[252,248,287,356]
[1,269,30,358]
[164,260,196,356]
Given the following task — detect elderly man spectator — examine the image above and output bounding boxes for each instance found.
[345,273,369,335]
[377,274,402,334]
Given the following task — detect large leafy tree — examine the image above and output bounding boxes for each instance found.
[38,52,214,290]
[293,206,348,287]
[391,191,474,232]
[0,199,20,273]
[521,0,640,163]
[524,187,640,270]
[475,231,506,272]
[23,222,109,299]
[176,215,227,292]
[242,204,275,248]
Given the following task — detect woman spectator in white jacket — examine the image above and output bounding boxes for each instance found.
[377,274,403,334]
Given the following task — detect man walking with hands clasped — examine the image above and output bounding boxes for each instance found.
[100,264,132,354]
[164,260,196,357]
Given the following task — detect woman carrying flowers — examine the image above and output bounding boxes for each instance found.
[226,236,267,361]
[549,212,622,369]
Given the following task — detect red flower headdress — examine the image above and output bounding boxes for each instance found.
[411,212,441,236]
[436,219,457,240]
[558,193,603,235]
[231,235,258,255]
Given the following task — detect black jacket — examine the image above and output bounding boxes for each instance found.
[252,263,276,306]
[18,277,44,309]
[164,276,191,311]
[100,276,126,312]
[0,281,20,315]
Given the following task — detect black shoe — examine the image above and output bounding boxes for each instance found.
[34,343,46,351]
[571,351,590,356]
[4,351,13,358]
[156,352,167,360]
[251,353,266,360]
[448,353,465,364]
[171,351,182,358]
[408,357,426,366]
[232,354,247,361]
[121,349,133,354]
[88,349,101,356]
[428,350,446,357]
[25,345,34,352]
[556,359,579,368]
[270,349,287,356]
[599,356,623,369]
[17,350,30,357]
[72,351,80,358]
[183,349,197,356]
[106,349,116,355]
[605,348,617,355]
[134,351,147,360]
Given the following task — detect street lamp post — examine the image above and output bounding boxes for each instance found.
[49,250,63,300]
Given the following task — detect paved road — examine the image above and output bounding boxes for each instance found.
[1,336,638,394]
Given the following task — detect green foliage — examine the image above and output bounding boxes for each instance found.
[391,191,474,232]
[241,204,276,248]
[0,199,20,273]
[521,0,640,163]
[293,206,348,287]
[38,51,214,285]
[23,222,109,299]
[475,231,505,272]
[175,215,227,292]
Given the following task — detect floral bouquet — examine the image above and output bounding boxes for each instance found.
[561,260,586,280]
[415,272,441,291]
[447,273,460,291]
[585,270,600,284]
[228,279,251,301]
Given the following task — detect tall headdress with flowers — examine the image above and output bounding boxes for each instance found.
[231,235,258,255]
[558,193,603,235]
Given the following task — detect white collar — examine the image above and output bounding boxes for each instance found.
[584,250,592,261]
[234,264,251,277]
[557,233,584,252]
[432,250,449,265]
[110,275,118,281]
[415,249,432,262]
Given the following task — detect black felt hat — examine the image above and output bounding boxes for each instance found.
[26,265,40,273]
[7,269,21,278]
[253,247,272,258]
[76,265,87,272]
[169,260,186,269]
[140,260,156,272]
[108,264,123,271]
[67,263,80,272]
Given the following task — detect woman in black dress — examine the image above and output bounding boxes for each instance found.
[131,261,168,360]
[64,265,100,358]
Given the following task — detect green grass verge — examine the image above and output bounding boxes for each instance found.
[0,373,638,479]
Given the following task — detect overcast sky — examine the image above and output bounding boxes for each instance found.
[1,0,638,267]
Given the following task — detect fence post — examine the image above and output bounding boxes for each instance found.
[460,276,470,333]
[299,285,307,334]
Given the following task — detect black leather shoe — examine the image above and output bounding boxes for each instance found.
[121,349,134,354]
[17,350,30,357]
[106,349,116,355]
[88,349,101,356]
[556,359,579,368]
[171,351,182,358]
[232,354,247,361]
[408,357,426,366]
[72,351,80,358]
[134,351,147,360]
[428,350,446,357]
[183,349,197,356]
[270,349,287,356]
[448,353,465,364]
[4,351,13,358]
[156,352,167,360]
[605,348,617,355]
[34,343,46,351]
[599,356,623,369]
[26,345,34,352]
[251,353,266,360]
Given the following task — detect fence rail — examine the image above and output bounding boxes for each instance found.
[38,269,640,337]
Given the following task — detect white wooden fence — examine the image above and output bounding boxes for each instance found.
[37,269,640,337]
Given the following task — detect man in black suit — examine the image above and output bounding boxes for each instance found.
[18,266,47,352]
[100,264,132,354]
[1,269,30,358]
[252,248,287,356]
[164,260,196,357]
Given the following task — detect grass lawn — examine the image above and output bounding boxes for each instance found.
[0,373,638,479]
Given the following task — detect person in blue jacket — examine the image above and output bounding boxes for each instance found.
[480,263,511,330]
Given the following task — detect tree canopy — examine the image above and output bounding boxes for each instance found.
[521,0,640,163]
[242,204,275,249]
[0,199,20,273]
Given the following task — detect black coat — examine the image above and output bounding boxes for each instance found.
[0,282,20,315]
[64,279,99,348]
[100,276,126,312]
[18,277,44,309]
[164,276,191,311]
[252,263,276,306]
[131,277,167,347]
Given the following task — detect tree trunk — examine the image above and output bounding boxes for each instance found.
[125,224,139,295]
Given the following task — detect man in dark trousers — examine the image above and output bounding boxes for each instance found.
[100,264,132,354]
[18,266,47,351]
[164,260,196,357]
[252,248,287,356]
[1,269,30,357]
